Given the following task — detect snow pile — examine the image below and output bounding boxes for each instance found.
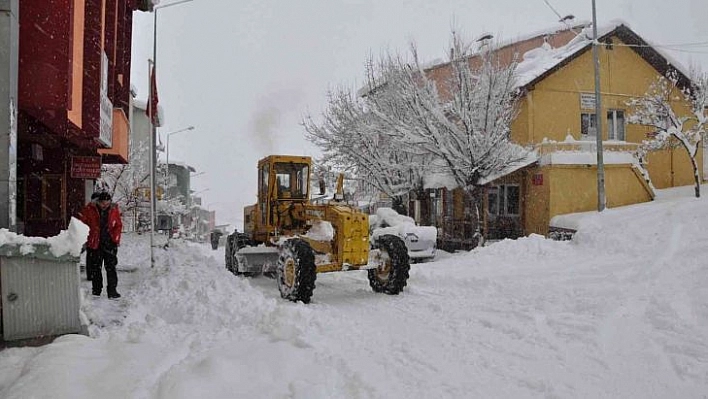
[369,207,416,230]
[1,185,707,398]
[369,207,436,242]
[0,217,88,258]
[304,220,335,241]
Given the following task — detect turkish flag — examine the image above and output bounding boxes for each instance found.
[146,65,159,125]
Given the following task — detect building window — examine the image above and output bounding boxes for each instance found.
[504,185,520,215]
[488,184,520,217]
[581,113,597,137]
[431,189,444,225]
[444,189,453,218]
[487,187,499,216]
[607,109,625,141]
[25,174,65,221]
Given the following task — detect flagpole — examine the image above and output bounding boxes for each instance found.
[148,59,156,268]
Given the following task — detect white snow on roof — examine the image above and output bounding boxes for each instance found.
[422,157,458,190]
[132,99,165,127]
[423,170,458,190]
[514,19,691,88]
[422,151,539,189]
[370,19,691,100]
[513,25,594,88]
[169,161,197,173]
[478,151,539,185]
[421,21,593,72]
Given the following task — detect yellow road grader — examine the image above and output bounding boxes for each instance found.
[224,155,410,303]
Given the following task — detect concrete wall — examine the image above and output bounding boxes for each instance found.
[524,166,550,236]
[532,164,653,234]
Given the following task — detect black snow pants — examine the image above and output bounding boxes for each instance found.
[87,246,118,295]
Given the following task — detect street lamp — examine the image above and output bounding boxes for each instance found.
[164,125,195,196]
[148,0,195,266]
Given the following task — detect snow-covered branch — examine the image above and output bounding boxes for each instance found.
[628,70,707,197]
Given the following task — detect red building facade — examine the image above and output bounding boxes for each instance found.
[17,0,148,236]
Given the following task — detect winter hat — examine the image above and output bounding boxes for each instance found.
[97,191,112,201]
[91,192,100,200]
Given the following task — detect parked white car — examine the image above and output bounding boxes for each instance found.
[369,207,437,263]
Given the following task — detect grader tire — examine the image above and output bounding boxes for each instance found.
[368,234,410,295]
[226,234,250,276]
[277,239,317,304]
[224,235,235,273]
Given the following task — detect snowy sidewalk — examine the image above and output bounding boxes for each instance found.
[80,233,170,333]
[79,264,139,330]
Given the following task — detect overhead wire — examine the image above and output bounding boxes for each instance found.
[540,0,579,35]
[539,0,708,54]
[611,42,708,55]
[541,0,563,21]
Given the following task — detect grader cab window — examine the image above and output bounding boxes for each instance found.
[274,162,309,199]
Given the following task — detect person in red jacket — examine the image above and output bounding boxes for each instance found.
[78,191,123,299]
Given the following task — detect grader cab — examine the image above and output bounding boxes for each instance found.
[225,155,410,303]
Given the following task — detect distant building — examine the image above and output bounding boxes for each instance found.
[363,21,703,250]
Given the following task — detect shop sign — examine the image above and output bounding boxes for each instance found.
[70,156,102,179]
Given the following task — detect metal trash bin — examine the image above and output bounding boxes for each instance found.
[0,243,81,342]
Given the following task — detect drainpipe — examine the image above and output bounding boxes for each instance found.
[0,0,19,231]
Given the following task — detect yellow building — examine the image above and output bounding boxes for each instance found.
[417,22,702,249]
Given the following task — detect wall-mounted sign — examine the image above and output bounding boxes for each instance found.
[580,93,596,110]
[98,51,113,147]
[532,173,544,186]
[70,156,102,179]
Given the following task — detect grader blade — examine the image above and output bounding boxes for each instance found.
[235,247,280,274]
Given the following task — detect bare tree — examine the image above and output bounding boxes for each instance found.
[97,139,163,230]
[305,30,528,242]
[364,33,529,241]
[628,71,708,198]
[303,81,428,214]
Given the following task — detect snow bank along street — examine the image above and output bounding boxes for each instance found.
[0,186,707,398]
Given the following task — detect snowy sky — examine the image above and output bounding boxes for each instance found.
[129,0,708,228]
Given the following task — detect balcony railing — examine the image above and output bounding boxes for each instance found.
[536,140,640,156]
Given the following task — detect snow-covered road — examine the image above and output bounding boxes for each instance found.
[1,187,707,398]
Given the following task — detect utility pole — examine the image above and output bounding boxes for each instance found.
[591,0,606,212]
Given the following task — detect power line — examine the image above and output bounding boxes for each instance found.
[538,0,708,51]
[610,42,708,55]
[540,0,579,34]
[542,0,563,21]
